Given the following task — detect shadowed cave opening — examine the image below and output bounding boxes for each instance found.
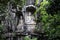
[26,6,36,14]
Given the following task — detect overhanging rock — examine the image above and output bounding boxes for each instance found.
[22,5,37,16]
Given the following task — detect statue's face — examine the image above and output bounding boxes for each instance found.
[29,12,31,16]
[26,12,32,16]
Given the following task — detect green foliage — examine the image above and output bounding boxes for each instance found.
[0,24,3,31]
[24,36,37,40]
[35,0,39,5]
[0,24,4,40]
[15,0,25,7]
[34,0,60,39]
[38,0,60,39]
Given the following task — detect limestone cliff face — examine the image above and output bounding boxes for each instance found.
[26,0,35,5]
[3,0,38,40]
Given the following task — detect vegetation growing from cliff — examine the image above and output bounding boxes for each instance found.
[0,0,60,40]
